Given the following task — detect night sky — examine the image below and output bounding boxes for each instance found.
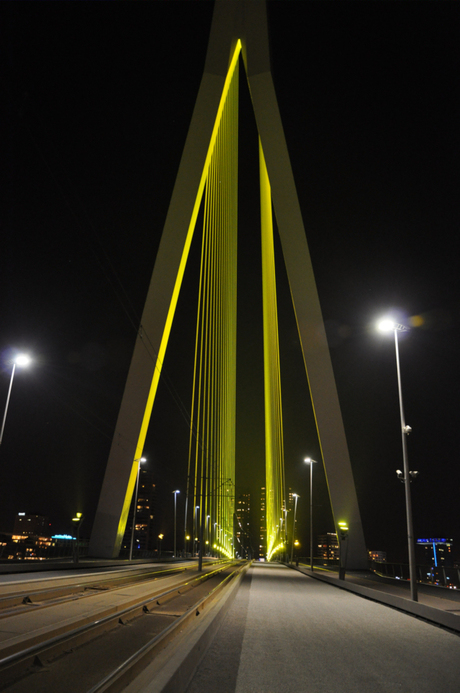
[2,1,459,563]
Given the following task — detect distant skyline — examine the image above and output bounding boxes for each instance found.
[2,1,459,563]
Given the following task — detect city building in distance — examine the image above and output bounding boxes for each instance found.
[121,468,156,555]
[417,538,454,567]
[13,512,50,536]
[369,550,387,562]
[317,533,340,562]
[235,491,251,558]
[259,487,266,560]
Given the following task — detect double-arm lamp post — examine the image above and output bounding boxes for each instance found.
[378,319,418,601]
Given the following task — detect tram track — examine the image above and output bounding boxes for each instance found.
[0,562,210,619]
[0,560,249,693]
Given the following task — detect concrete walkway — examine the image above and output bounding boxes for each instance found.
[186,562,460,693]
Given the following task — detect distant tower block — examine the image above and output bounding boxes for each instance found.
[89,1,368,570]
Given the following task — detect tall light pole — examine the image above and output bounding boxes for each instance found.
[283,507,288,561]
[173,490,180,558]
[72,512,84,565]
[378,318,418,601]
[0,354,31,446]
[304,457,317,571]
[290,494,299,564]
[129,456,146,561]
[194,506,199,557]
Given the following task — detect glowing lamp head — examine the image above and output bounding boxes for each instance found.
[15,354,31,367]
[377,319,396,332]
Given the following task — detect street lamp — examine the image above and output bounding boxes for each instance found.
[338,521,349,579]
[304,457,318,571]
[194,506,199,557]
[283,507,288,560]
[290,494,299,564]
[378,318,418,601]
[0,354,31,446]
[129,456,146,561]
[72,512,84,565]
[173,490,180,558]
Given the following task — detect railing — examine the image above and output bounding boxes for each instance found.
[293,556,460,590]
[371,560,460,589]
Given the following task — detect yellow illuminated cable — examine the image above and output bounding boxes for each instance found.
[260,139,285,561]
[119,43,243,545]
[186,54,239,558]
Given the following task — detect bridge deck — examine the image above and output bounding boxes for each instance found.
[185,562,460,693]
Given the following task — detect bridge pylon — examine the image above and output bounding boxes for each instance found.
[89,1,368,570]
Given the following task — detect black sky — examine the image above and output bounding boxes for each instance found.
[1,1,459,562]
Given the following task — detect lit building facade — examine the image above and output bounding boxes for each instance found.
[13,513,50,536]
[235,492,251,558]
[122,469,156,554]
[369,550,387,562]
[317,533,339,561]
[417,538,453,567]
[259,486,266,559]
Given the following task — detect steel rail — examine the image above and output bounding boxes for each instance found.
[0,563,194,614]
[86,561,249,693]
[0,560,235,677]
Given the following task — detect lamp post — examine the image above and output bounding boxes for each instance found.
[206,515,210,545]
[173,490,180,558]
[283,507,288,561]
[378,318,417,601]
[129,456,146,561]
[72,512,84,564]
[0,354,31,446]
[290,494,299,564]
[304,457,317,570]
[194,506,199,557]
[338,521,349,579]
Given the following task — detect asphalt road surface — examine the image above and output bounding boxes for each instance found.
[186,562,460,693]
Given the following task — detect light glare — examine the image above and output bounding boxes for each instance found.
[15,354,31,367]
[377,319,395,332]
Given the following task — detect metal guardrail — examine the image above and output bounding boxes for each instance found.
[370,560,460,589]
[294,557,460,590]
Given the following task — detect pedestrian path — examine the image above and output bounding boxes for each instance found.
[185,562,460,693]
[294,563,460,628]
